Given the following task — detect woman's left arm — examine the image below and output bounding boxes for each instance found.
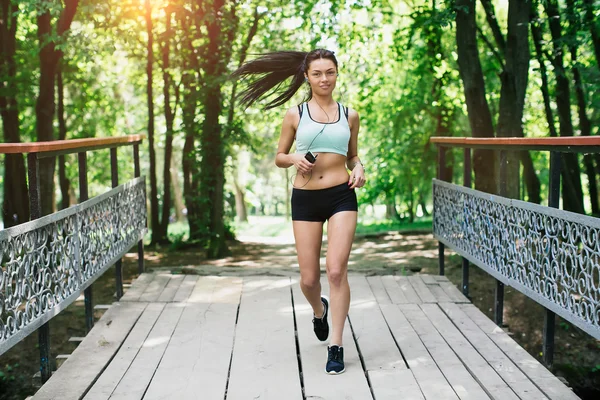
[346,109,366,189]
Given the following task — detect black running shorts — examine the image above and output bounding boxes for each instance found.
[292,182,358,222]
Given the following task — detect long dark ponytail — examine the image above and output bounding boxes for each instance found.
[231,49,338,110]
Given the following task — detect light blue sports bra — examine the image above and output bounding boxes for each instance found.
[295,102,351,157]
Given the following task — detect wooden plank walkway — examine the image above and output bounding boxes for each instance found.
[32,273,580,400]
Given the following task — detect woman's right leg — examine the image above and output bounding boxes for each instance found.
[293,221,325,316]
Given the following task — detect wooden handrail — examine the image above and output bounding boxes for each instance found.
[430,136,600,150]
[0,134,145,155]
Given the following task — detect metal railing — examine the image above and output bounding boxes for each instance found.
[0,135,146,382]
[431,136,600,368]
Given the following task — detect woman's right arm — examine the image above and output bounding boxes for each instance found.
[275,108,314,174]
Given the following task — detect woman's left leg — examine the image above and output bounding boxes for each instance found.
[325,210,357,346]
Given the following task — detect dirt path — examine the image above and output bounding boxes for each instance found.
[124,231,442,277]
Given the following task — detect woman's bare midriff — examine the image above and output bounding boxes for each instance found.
[294,152,350,190]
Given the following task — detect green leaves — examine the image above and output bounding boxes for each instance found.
[2,0,598,232]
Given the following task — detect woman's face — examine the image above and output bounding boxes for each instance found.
[305,58,337,96]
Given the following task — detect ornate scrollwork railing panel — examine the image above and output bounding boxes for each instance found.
[0,177,146,354]
[79,178,146,282]
[433,179,600,339]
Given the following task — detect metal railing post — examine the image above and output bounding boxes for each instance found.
[27,152,51,383]
[134,144,144,274]
[543,151,561,368]
[27,153,41,220]
[110,147,124,300]
[78,152,94,332]
[462,148,471,298]
[437,146,446,276]
[495,150,507,327]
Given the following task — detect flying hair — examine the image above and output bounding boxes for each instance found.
[231,49,338,110]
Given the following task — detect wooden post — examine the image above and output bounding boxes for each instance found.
[28,153,51,383]
[111,148,124,300]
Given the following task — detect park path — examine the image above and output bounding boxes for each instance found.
[130,231,443,278]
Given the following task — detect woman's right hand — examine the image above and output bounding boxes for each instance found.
[290,153,315,175]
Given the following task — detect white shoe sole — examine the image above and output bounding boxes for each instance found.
[325,368,346,375]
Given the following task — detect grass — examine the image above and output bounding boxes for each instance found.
[355,217,432,235]
[147,215,434,244]
[233,216,293,238]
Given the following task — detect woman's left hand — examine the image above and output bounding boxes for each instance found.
[348,164,366,189]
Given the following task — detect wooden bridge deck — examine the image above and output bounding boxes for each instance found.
[32,273,579,400]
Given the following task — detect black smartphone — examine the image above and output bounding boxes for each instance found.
[305,151,317,163]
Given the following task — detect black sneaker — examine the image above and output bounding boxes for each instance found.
[312,296,329,341]
[326,345,345,374]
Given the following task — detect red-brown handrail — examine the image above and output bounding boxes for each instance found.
[430,136,600,152]
[0,134,145,154]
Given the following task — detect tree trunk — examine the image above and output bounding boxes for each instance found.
[386,199,400,221]
[233,151,250,223]
[57,67,70,210]
[544,0,585,214]
[182,111,201,238]
[583,0,600,68]
[178,9,202,241]
[481,0,540,202]
[35,0,79,217]
[455,0,497,194]
[36,10,58,216]
[157,4,176,244]
[170,155,185,222]
[407,184,415,223]
[520,152,541,203]
[2,155,29,226]
[225,10,259,225]
[233,181,248,222]
[566,0,598,215]
[582,155,599,216]
[480,0,506,56]
[433,111,453,181]
[427,1,453,183]
[0,0,29,226]
[582,0,600,180]
[226,7,259,132]
[530,3,558,138]
[419,196,430,217]
[144,0,160,242]
[199,0,229,258]
[182,120,201,237]
[495,0,530,199]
